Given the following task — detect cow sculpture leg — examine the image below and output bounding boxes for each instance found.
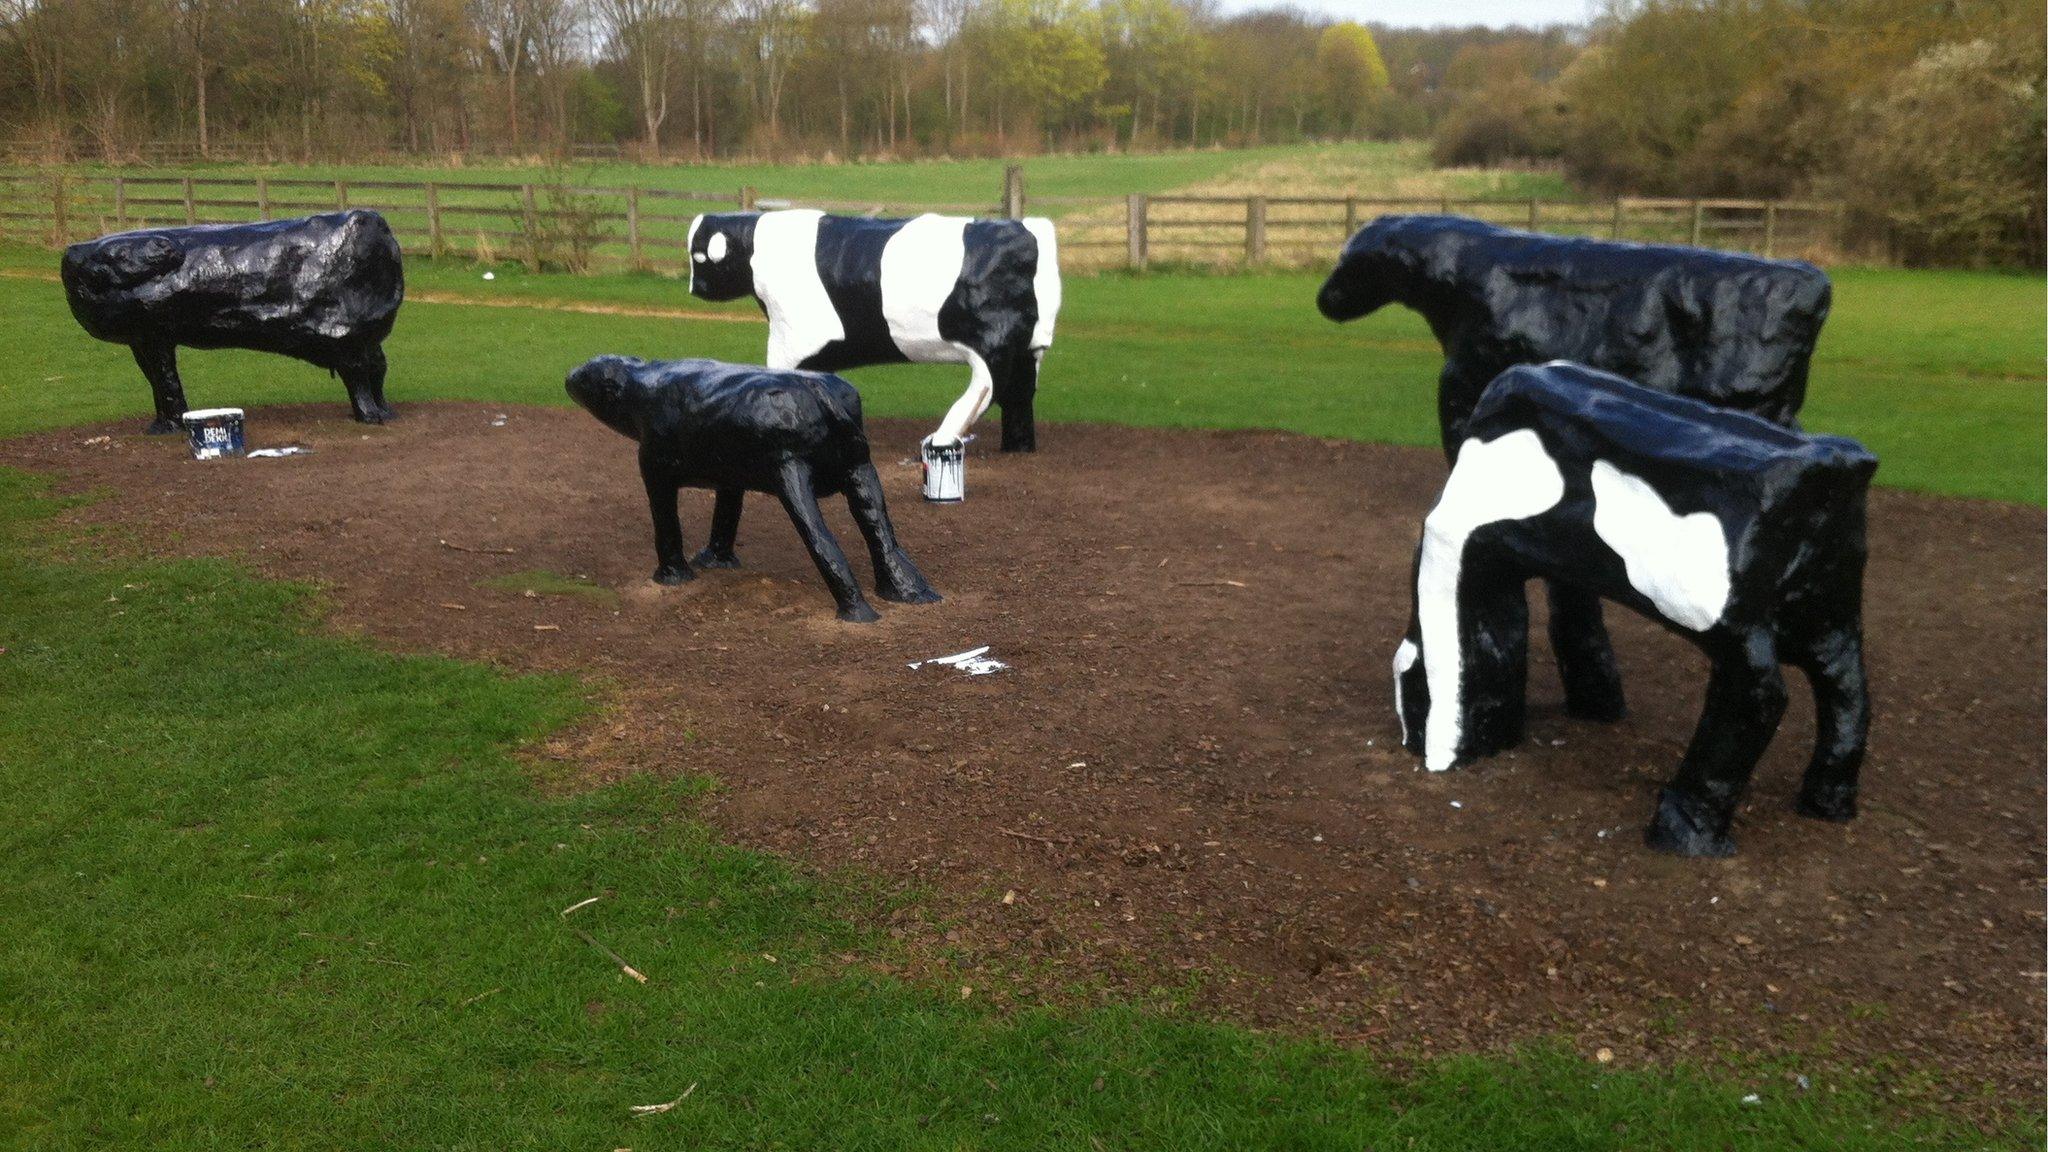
[774,460,880,624]
[1792,626,1868,822]
[131,342,189,434]
[1646,630,1790,857]
[640,456,694,586]
[336,344,396,424]
[1547,583,1629,721]
[693,488,745,569]
[994,345,1040,453]
[844,463,940,605]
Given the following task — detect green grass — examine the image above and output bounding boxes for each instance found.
[478,568,622,605]
[5,247,2040,502]
[0,468,2027,1149]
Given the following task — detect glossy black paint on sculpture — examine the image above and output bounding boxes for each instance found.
[1318,214,1833,726]
[566,355,941,623]
[688,211,1054,452]
[61,211,405,433]
[1394,362,1876,857]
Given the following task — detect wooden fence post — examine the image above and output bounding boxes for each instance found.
[1610,199,1624,239]
[335,180,349,210]
[113,176,127,229]
[1762,201,1777,259]
[182,177,196,224]
[520,183,539,271]
[1126,193,1148,270]
[1245,196,1266,265]
[1689,199,1704,247]
[50,176,66,244]
[1344,195,1358,237]
[1439,195,1451,215]
[740,185,757,210]
[426,183,443,258]
[1002,165,1024,219]
[1527,198,1539,229]
[256,176,270,220]
[627,186,643,270]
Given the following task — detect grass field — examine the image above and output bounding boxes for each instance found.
[18,141,1570,209]
[1,237,2041,1146]
[4,249,2040,503]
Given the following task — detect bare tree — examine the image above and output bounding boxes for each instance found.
[594,0,681,157]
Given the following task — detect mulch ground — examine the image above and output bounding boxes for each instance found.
[8,402,2042,1115]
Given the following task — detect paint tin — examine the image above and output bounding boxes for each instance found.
[181,408,246,460]
[921,439,965,503]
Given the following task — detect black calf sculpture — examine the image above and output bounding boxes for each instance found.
[1318,214,1834,726]
[61,211,405,432]
[1392,362,1876,857]
[566,355,941,623]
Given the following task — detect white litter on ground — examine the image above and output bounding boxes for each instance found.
[482,271,496,281]
[245,447,309,459]
[908,645,1008,676]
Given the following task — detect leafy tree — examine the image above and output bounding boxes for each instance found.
[1313,20,1385,136]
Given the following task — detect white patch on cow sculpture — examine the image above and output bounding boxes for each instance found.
[684,215,703,294]
[751,210,843,370]
[1392,639,1420,746]
[1415,429,1567,772]
[1590,461,1731,631]
[880,214,971,363]
[1022,217,1061,351]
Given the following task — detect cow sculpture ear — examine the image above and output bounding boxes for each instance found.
[109,235,183,283]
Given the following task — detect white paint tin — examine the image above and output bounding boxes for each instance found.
[181,407,245,460]
[921,439,965,503]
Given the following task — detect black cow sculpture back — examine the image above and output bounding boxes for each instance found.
[1318,214,1833,724]
[61,211,405,432]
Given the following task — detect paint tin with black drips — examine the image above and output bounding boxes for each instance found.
[181,407,246,460]
[921,437,965,503]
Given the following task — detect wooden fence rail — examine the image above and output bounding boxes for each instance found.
[0,168,1845,276]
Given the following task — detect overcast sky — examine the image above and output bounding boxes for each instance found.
[1227,0,1593,28]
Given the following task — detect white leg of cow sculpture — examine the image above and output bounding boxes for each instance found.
[928,350,994,448]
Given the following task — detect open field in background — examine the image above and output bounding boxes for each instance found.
[1,143,1658,273]
[4,248,2040,504]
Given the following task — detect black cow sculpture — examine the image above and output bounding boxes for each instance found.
[566,355,941,624]
[685,209,1060,452]
[61,211,405,432]
[1318,214,1833,726]
[1392,362,1877,857]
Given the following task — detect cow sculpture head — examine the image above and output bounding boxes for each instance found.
[564,354,649,440]
[59,231,187,340]
[1316,214,1487,324]
[686,213,759,302]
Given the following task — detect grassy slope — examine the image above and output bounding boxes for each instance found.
[19,141,1569,205]
[5,252,2041,503]
[0,471,2021,1150]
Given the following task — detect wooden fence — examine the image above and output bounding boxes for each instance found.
[0,168,1844,274]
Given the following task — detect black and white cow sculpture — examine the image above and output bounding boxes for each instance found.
[1392,362,1877,857]
[1318,214,1833,726]
[566,355,941,624]
[685,209,1059,452]
[61,211,405,432]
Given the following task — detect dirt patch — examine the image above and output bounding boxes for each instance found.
[7,403,2041,1113]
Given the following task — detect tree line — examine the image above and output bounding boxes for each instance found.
[1430,0,2045,266]
[0,0,1560,160]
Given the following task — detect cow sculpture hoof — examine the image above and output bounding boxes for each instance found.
[691,548,742,570]
[1795,782,1858,822]
[146,416,180,435]
[879,583,942,606]
[1645,788,1737,858]
[839,601,882,624]
[652,565,694,586]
